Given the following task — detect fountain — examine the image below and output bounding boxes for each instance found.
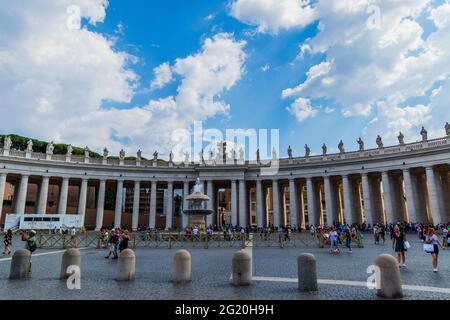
[183,178,214,231]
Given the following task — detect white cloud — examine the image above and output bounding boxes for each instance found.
[0,2,247,158]
[429,2,450,29]
[150,62,173,90]
[229,0,317,34]
[286,97,318,122]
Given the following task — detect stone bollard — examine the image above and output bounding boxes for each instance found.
[9,249,31,279]
[375,254,403,298]
[116,249,136,281]
[232,250,252,286]
[297,253,318,292]
[172,250,191,284]
[60,248,81,279]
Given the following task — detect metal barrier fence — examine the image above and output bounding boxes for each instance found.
[34,231,365,250]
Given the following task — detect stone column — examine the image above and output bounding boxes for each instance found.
[15,174,29,214]
[78,178,88,226]
[391,174,406,223]
[114,180,123,228]
[342,175,354,225]
[425,166,442,225]
[231,180,238,226]
[166,181,174,230]
[58,177,69,215]
[361,173,373,225]
[323,176,334,226]
[182,181,189,229]
[95,179,106,231]
[272,179,281,228]
[238,180,247,227]
[149,180,157,229]
[403,169,418,223]
[289,179,298,229]
[381,171,394,224]
[256,179,264,227]
[306,177,316,226]
[0,173,7,223]
[37,176,49,214]
[206,180,214,227]
[132,181,140,231]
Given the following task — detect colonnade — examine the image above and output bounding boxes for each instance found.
[1,164,449,230]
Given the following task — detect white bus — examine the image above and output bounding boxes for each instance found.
[4,214,83,231]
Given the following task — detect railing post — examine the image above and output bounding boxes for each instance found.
[168,235,172,249]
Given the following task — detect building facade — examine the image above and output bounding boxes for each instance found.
[1,133,450,230]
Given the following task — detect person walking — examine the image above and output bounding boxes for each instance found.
[392,225,407,267]
[2,229,13,255]
[425,228,445,272]
[119,230,130,252]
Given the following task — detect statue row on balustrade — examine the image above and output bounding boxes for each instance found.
[2,123,450,162]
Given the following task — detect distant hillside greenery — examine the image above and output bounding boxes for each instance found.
[0,134,156,161]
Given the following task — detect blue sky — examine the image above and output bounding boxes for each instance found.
[1,0,449,159]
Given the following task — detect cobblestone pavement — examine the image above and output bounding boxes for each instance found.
[0,234,448,300]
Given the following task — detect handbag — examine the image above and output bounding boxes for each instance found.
[423,243,434,253]
[404,241,411,250]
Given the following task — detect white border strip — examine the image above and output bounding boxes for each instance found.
[253,276,450,294]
